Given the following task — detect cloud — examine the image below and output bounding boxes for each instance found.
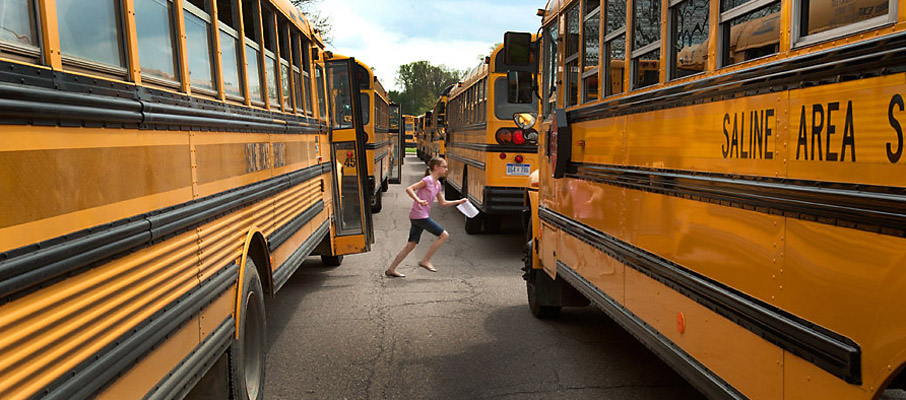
[316,0,545,91]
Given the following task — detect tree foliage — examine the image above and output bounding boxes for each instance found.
[291,0,332,44]
[389,61,462,116]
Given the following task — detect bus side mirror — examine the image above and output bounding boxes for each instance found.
[503,32,533,66]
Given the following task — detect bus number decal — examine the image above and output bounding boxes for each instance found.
[795,102,856,162]
[888,94,904,164]
[344,151,356,168]
[721,109,775,159]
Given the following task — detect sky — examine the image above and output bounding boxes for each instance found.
[315,0,547,92]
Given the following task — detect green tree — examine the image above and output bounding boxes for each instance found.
[291,0,332,44]
[390,61,462,116]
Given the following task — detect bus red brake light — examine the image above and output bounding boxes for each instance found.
[495,128,512,144]
[515,155,524,163]
[499,152,507,159]
[512,130,525,145]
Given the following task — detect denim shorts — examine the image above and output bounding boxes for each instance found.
[408,217,444,243]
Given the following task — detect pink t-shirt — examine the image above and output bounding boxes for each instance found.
[409,175,441,219]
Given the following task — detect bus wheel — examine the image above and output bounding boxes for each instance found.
[464,213,483,235]
[371,190,383,213]
[231,261,266,400]
[321,255,344,267]
[484,214,502,234]
[526,267,562,319]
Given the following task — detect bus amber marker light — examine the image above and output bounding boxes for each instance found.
[677,312,686,334]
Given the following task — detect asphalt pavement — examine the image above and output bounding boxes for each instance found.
[263,154,705,400]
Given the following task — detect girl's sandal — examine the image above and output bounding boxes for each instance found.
[384,270,405,278]
[418,262,437,272]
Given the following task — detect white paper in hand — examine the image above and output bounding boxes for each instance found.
[456,201,480,218]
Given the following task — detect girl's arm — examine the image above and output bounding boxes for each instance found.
[436,192,468,207]
[407,180,428,206]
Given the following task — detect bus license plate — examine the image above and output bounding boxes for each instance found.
[506,163,530,176]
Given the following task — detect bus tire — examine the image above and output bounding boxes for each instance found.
[527,271,562,319]
[321,255,344,267]
[230,261,266,400]
[484,214,502,234]
[464,213,483,235]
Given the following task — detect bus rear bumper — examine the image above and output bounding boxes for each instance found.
[483,187,528,214]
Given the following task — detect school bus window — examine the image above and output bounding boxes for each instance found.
[302,42,314,117]
[565,5,581,106]
[360,92,370,125]
[632,0,661,89]
[217,0,244,98]
[262,7,279,106]
[57,0,126,71]
[796,0,893,44]
[0,0,40,59]
[604,0,626,96]
[466,87,475,124]
[583,0,601,103]
[670,0,709,80]
[242,0,264,104]
[605,33,626,95]
[327,65,352,129]
[636,49,660,87]
[279,20,292,111]
[291,32,304,113]
[541,21,559,116]
[719,1,780,67]
[134,0,180,84]
[508,71,534,104]
[478,78,488,122]
[316,64,327,119]
[184,0,217,93]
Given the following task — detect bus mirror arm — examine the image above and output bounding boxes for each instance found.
[533,73,542,102]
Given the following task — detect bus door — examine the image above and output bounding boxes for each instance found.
[389,103,403,184]
[326,58,374,254]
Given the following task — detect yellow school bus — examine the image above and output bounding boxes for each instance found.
[388,104,404,185]
[446,40,541,234]
[513,0,906,398]
[417,111,432,161]
[403,114,417,153]
[0,0,375,398]
[323,53,391,213]
[426,85,454,160]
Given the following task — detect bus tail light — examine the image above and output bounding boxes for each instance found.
[495,128,512,144]
[512,130,525,145]
[499,152,507,159]
[515,155,524,163]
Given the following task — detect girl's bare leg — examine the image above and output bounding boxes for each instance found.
[387,242,417,274]
[420,231,449,267]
